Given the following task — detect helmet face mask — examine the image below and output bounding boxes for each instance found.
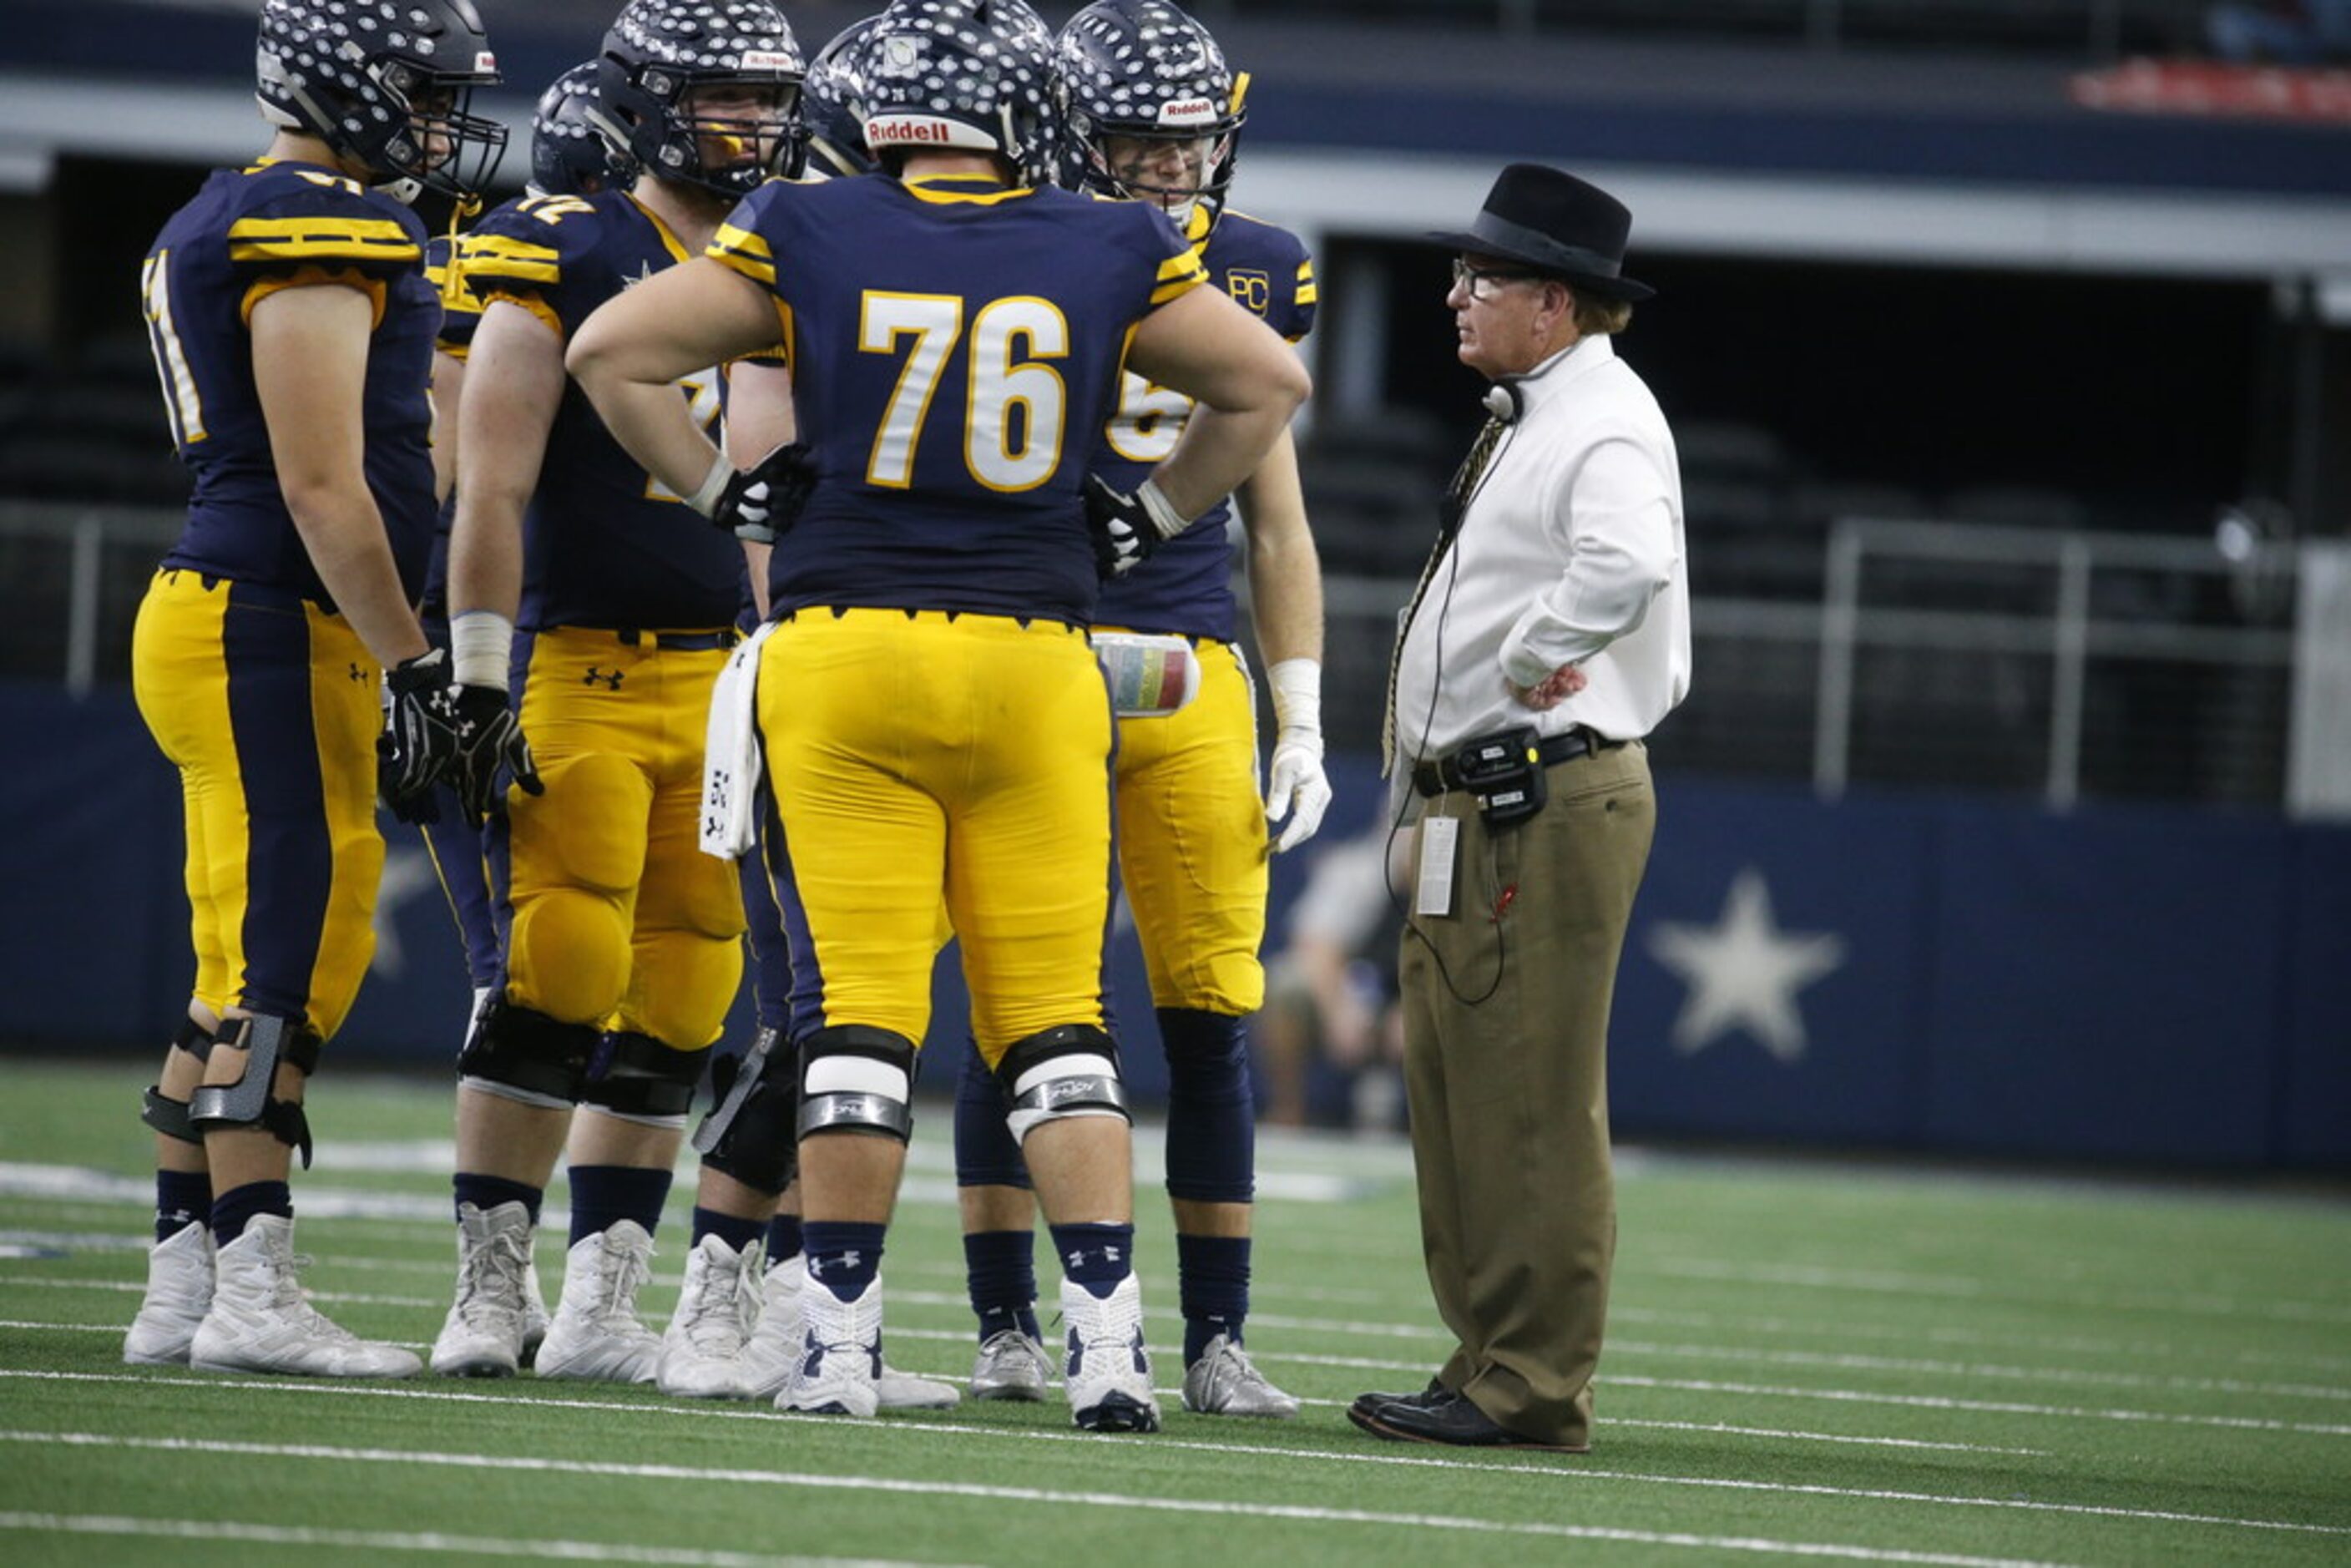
[595,0,808,198]
[859,0,1068,189]
[255,0,508,202]
[530,61,638,197]
[1058,0,1243,225]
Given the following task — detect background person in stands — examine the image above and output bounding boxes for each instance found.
[2207,0,2351,63]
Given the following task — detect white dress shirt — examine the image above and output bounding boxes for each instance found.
[1390,333,1691,767]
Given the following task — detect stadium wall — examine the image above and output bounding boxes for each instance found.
[10,683,2343,1171]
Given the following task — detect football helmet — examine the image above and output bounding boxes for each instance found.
[801,14,885,180]
[595,0,806,197]
[1058,0,1244,225]
[859,0,1066,188]
[530,62,637,197]
[255,0,508,201]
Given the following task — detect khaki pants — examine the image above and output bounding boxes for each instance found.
[1397,741,1655,1448]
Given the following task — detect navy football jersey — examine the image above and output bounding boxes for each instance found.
[1092,203,1316,643]
[422,233,485,620]
[708,173,1206,623]
[140,159,438,604]
[461,190,745,633]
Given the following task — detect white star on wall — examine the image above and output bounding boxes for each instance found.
[1646,867,1846,1065]
[369,845,442,979]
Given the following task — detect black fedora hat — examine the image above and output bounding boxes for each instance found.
[1428,163,1654,302]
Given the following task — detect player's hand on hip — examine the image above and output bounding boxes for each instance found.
[378,649,463,825]
[1084,473,1187,579]
[449,682,544,822]
[715,441,817,545]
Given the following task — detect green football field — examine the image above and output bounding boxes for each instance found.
[0,1059,2346,1566]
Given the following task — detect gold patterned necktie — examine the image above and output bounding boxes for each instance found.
[1381,412,1509,776]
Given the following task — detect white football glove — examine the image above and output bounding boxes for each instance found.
[1264,657,1332,853]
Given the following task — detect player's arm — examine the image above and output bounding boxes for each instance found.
[429,348,466,508]
[566,256,786,508]
[1125,284,1310,521]
[1237,427,1332,852]
[724,357,797,620]
[447,300,565,625]
[250,282,430,668]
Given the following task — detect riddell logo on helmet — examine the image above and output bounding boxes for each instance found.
[474,52,498,73]
[1155,98,1217,128]
[741,50,795,71]
[867,116,958,146]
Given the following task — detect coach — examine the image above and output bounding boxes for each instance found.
[1352,164,1690,1452]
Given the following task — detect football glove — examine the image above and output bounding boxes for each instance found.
[378,649,463,825]
[704,443,817,545]
[449,683,544,822]
[1264,657,1332,853]
[1084,473,1189,579]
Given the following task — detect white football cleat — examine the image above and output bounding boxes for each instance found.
[430,1201,538,1378]
[1181,1332,1300,1419]
[519,1227,550,1368]
[656,1234,759,1399]
[124,1223,213,1367]
[534,1222,660,1383]
[740,1256,953,1409]
[189,1216,421,1378]
[968,1326,1051,1402]
[1060,1272,1159,1433]
[779,1274,882,1418]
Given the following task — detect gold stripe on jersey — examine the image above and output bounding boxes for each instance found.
[710,222,776,287]
[629,193,693,264]
[1150,250,1209,306]
[902,175,1036,207]
[458,233,564,287]
[240,265,390,329]
[479,289,566,342]
[1295,259,1318,307]
[226,215,420,269]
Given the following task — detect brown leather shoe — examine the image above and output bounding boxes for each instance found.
[1347,1390,1588,1453]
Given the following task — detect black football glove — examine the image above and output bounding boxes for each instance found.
[448,682,544,822]
[714,441,817,545]
[378,648,462,825]
[1084,473,1184,580]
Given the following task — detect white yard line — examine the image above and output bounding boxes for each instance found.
[1643,1258,2351,1328]
[0,1429,2083,1567]
[0,1513,933,1567]
[1,1374,2344,1540]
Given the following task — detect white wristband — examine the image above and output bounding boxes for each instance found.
[1267,656,1322,743]
[685,451,732,518]
[449,609,514,689]
[1134,477,1192,541]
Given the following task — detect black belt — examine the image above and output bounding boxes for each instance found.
[611,628,737,652]
[1412,728,1611,799]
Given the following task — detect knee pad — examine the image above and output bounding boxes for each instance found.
[798,1024,917,1143]
[691,1025,800,1195]
[580,1030,710,1127]
[142,1018,217,1146]
[997,1024,1129,1146]
[458,999,597,1108]
[189,1014,322,1169]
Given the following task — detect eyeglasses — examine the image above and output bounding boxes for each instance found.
[1450,259,1542,301]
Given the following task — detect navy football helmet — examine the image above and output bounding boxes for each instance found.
[1058,0,1244,225]
[801,14,884,180]
[530,63,638,197]
[595,0,806,197]
[255,0,508,201]
[860,0,1065,188]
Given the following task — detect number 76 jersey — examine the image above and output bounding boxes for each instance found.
[709,173,1206,625]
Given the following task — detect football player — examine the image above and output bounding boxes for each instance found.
[948,0,1329,1419]
[568,0,1309,1430]
[425,0,800,1384]
[123,0,504,1378]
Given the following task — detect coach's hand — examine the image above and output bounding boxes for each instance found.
[378,649,463,825]
[1084,473,1189,579]
[710,442,817,545]
[449,683,544,822]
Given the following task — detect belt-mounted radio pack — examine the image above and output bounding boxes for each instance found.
[1452,726,1548,827]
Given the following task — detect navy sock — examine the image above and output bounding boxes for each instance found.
[453,1172,544,1226]
[565,1165,672,1246]
[210,1180,291,1247]
[766,1211,803,1263]
[1049,1222,1135,1301]
[1177,1232,1251,1366]
[801,1221,885,1301]
[155,1170,211,1243]
[963,1229,1043,1343]
[693,1206,766,1255]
